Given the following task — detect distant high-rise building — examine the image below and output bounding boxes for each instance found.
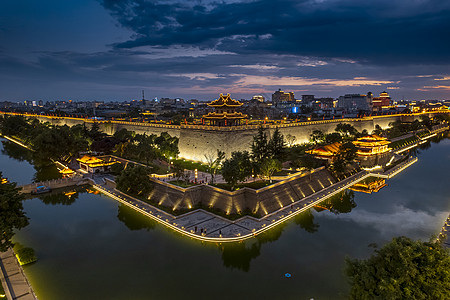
[337,93,372,112]
[252,95,265,102]
[372,91,391,112]
[272,89,295,106]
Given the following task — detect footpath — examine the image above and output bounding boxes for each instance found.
[92,157,418,243]
[0,249,37,300]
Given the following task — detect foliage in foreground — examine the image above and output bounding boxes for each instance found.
[345,236,450,300]
[0,173,29,252]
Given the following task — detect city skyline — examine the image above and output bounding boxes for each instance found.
[1,0,450,101]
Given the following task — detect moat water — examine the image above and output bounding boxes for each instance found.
[1,136,449,299]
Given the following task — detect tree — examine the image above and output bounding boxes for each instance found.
[345,236,450,299]
[325,132,342,144]
[372,124,383,136]
[293,155,317,180]
[251,126,269,166]
[115,166,153,199]
[171,161,185,181]
[221,151,252,190]
[336,142,357,162]
[285,134,296,147]
[204,150,225,184]
[335,123,358,138]
[310,130,325,145]
[89,122,105,141]
[268,127,286,160]
[260,159,282,183]
[0,173,29,251]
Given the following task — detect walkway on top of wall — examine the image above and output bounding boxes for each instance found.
[2,110,448,132]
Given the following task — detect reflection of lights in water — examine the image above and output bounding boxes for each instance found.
[64,191,77,198]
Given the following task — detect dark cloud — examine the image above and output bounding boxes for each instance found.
[100,0,450,65]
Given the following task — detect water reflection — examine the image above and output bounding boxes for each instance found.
[294,209,319,233]
[117,204,156,231]
[1,140,60,182]
[23,186,85,205]
[218,190,356,272]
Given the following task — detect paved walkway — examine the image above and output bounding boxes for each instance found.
[0,249,37,300]
[92,157,418,242]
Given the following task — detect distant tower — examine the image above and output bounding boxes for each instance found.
[142,90,145,101]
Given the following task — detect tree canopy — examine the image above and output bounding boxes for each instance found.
[115,166,153,199]
[221,151,252,190]
[0,173,29,251]
[345,236,450,300]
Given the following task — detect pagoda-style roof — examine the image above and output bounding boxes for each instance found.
[353,135,390,147]
[77,155,116,167]
[207,93,243,107]
[59,168,75,175]
[203,112,247,120]
[77,155,103,164]
[306,142,342,157]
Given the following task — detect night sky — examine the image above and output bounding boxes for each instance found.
[1,0,450,101]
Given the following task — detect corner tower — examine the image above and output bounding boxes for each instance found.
[202,93,247,126]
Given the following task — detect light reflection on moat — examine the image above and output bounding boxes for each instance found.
[1,133,449,299]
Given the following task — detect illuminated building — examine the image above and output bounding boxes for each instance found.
[352,135,391,156]
[77,155,116,173]
[372,91,391,112]
[306,142,342,159]
[59,167,76,178]
[349,177,387,194]
[337,93,373,112]
[202,93,248,126]
[272,89,295,106]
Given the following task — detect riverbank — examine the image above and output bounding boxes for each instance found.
[0,249,37,300]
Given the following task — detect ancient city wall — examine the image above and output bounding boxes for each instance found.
[0,112,443,162]
[149,167,336,217]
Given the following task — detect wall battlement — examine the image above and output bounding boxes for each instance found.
[1,111,447,162]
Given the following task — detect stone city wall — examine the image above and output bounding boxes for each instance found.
[149,167,337,217]
[1,112,443,162]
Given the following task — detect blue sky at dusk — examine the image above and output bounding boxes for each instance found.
[1,0,450,101]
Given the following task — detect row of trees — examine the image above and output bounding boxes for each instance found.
[112,129,179,167]
[0,116,180,172]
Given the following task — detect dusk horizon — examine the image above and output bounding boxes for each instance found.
[1,0,450,102]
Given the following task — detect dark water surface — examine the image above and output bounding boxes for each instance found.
[1,137,449,299]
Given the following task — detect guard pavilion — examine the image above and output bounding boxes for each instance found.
[202,93,247,126]
[77,155,116,173]
[352,135,391,156]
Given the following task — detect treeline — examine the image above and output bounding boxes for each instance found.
[387,114,449,139]
[0,115,179,169]
[111,128,179,170]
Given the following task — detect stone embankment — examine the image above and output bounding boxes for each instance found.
[0,249,37,300]
[19,176,89,194]
[395,124,449,154]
